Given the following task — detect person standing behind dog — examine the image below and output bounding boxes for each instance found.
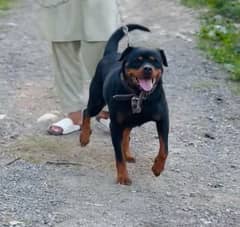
[38,0,119,135]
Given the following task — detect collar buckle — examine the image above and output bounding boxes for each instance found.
[131,96,142,114]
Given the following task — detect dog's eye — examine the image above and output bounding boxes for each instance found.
[137,56,143,61]
[149,56,156,61]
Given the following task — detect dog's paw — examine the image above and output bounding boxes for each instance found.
[80,130,91,147]
[123,149,136,163]
[152,158,165,177]
[116,175,132,185]
[125,156,136,163]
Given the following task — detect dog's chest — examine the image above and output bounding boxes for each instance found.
[115,102,162,126]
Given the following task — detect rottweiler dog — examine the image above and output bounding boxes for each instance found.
[80,24,169,185]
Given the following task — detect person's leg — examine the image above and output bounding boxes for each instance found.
[81,41,109,121]
[49,41,107,135]
[80,41,106,79]
[49,41,84,134]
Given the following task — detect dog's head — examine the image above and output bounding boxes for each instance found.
[119,47,168,92]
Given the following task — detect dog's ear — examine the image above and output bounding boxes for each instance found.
[158,49,168,67]
[119,46,134,61]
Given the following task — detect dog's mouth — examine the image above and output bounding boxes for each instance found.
[137,78,156,92]
[126,67,161,92]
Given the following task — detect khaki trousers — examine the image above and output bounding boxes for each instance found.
[51,41,106,113]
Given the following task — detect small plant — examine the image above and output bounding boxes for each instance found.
[0,0,15,10]
[181,0,240,81]
[181,0,209,8]
[211,1,240,22]
[199,17,240,80]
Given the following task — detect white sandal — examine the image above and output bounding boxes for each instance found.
[96,117,110,129]
[48,118,80,135]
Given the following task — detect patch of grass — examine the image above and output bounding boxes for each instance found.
[0,0,15,10]
[181,0,240,81]
[182,0,240,20]
[181,0,209,8]
[199,17,240,80]
[212,0,240,22]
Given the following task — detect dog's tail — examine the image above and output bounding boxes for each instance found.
[103,24,150,56]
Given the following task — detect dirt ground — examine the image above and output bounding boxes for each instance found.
[0,0,240,226]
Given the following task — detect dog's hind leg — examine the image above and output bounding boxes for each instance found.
[80,108,92,146]
[80,100,106,147]
[86,75,106,117]
[110,123,132,185]
[80,77,105,146]
[152,119,169,176]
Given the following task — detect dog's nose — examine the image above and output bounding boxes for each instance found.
[143,66,153,74]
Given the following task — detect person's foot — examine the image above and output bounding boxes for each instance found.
[96,110,109,120]
[47,111,82,135]
[96,111,110,129]
[68,111,82,125]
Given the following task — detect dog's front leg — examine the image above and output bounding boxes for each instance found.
[122,128,135,163]
[152,119,169,176]
[110,123,132,185]
[80,109,92,147]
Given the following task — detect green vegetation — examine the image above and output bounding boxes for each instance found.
[181,0,240,81]
[181,0,209,8]
[0,0,15,10]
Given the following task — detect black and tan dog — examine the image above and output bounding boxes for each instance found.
[80,24,169,185]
